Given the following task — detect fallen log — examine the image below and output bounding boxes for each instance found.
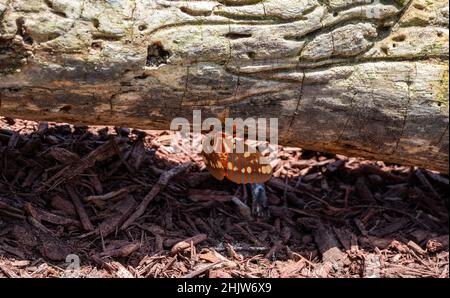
[0,0,448,173]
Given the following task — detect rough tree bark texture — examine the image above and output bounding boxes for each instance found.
[0,0,448,172]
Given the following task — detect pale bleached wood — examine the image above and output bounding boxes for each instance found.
[0,0,448,172]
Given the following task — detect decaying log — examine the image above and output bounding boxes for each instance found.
[0,0,448,172]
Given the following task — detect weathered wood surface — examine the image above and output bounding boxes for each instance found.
[0,0,448,172]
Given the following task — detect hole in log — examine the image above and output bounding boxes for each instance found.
[0,38,29,74]
[180,7,212,17]
[134,74,149,80]
[15,18,33,45]
[92,18,100,29]
[5,87,20,93]
[53,11,67,18]
[46,32,62,42]
[91,41,102,49]
[92,34,122,41]
[138,24,147,31]
[146,42,170,67]
[225,32,252,39]
[392,34,406,42]
[44,0,53,8]
[413,3,425,10]
[247,51,256,59]
[59,105,73,112]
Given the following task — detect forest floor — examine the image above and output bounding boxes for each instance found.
[0,117,448,278]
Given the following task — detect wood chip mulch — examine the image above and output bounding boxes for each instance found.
[0,117,448,278]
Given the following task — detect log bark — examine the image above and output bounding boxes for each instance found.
[0,0,448,173]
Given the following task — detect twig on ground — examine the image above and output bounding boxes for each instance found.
[121,162,192,229]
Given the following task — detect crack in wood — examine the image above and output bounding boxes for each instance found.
[227,19,233,61]
[233,70,241,103]
[433,126,449,148]
[287,69,306,134]
[336,91,357,143]
[390,63,416,156]
[218,0,265,6]
[130,0,138,40]
[181,65,190,106]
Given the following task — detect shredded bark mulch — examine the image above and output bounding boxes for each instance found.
[0,117,448,278]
